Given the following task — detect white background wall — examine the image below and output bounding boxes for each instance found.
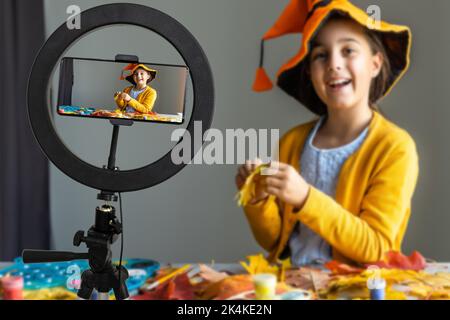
[44,0,449,263]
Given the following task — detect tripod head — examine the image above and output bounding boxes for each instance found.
[23,204,121,264]
[73,204,121,271]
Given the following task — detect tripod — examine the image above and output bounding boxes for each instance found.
[23,202,129,300]
[74,203,129,300]
[23,116,134,300]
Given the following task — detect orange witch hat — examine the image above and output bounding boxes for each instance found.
[119,63,158,85]
[253,0,310,92]
[253,0,412,115]
[119,63,139,80]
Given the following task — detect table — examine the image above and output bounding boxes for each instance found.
[1,261,449,300]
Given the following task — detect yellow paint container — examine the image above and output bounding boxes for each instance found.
[253,274,277,300]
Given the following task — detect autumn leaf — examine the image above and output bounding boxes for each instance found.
[367,251,427,271]
[235,164,269,207]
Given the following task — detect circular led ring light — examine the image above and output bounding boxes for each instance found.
[28,3,214,192]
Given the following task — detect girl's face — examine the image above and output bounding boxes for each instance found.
[309,19,383,112]
[133,68,151,87]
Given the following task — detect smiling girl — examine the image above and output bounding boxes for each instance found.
[115,63,158,114]
[236,0,419,266]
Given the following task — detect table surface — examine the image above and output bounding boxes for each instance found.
[2,262,449,273]
[1,261,448,301]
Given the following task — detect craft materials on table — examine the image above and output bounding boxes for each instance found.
[134,255,314,300]
[0,257,159,300]
[1,251,449,300]
[187,252,449,300]
[0,276,24,300]
[321,252,450,300]
[253,274,277,300]
[58,105,181,122]
[368,278,386,300]
[143,264,192,291]
[366,266,386,300]
[58,105,96,115]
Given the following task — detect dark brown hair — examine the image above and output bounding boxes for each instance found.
[134,68,154,84]
[301,11,392,115]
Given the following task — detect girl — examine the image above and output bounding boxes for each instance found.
[115,63,158,114]
[236,0,419,266]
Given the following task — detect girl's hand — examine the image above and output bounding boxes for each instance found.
[260,161,310,209]
[235,159,269,204]
[120,93,131,102]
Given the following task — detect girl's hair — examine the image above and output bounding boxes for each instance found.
[301,11,392,115]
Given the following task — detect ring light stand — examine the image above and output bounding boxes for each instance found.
[21,4,214,300]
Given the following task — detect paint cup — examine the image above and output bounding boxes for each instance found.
[253,274,277,300]
[368,278,386,300]
[0,276,24,300]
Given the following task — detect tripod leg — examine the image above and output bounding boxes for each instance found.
[113,285,129,300]
[113,266,129,300]
[77,270,95,300]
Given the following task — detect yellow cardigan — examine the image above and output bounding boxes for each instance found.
[115,86,157,113]
[243,111,419,265]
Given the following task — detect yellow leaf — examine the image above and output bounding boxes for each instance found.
[240,254,279,278]
[236,164,269,207]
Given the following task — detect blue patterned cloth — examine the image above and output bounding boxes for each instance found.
[289,117,369,266]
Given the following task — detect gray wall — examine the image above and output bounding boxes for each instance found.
[44,0,449,263]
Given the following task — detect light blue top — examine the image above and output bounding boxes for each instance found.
[125,86,146,113]
[289,116,369,266]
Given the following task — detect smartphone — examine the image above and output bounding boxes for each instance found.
[57,57,189,124]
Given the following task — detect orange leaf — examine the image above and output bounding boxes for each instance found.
[367,251,427,271]
[324,260,364,275]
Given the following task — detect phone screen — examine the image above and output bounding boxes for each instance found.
[57,57,188,124]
